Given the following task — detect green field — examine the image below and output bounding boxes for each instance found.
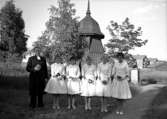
[139,62,167,85]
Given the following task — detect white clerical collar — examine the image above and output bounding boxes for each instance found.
[37,56,41,60]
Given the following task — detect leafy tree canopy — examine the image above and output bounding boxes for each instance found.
[0,0,27,55]
[33,0,87,63]
[106,17,148,56]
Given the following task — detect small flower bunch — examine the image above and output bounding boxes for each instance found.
[88,79,94,84]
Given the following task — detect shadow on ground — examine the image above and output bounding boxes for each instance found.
[142,86,167,119]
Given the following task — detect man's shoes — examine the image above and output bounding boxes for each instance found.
[104,108,108,112]
[85,105,88,111]
[29,104,36,111]
[67,105,71,110]
[119,111,124,115]
[116,111,119,115]
[29,104,35,108]
[72,105,76,110]
[116,111,124,115]
[38,104,44,108]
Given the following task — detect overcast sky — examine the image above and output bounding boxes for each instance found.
[0,0,166,61]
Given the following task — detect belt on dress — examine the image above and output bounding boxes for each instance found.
[116,75,125,81]
[69,77,78,81]
[100,77,110,85]
[52,74,66,80]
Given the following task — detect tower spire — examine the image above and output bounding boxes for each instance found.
[86,0,91,16]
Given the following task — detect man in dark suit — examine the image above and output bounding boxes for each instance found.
[26,48,48,108]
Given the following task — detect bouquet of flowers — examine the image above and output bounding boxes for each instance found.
[110,75,114,81]
[54,73,62,80]
[61,75,66,80]
[117,75,123,81]
[88,79,94,84]
[56,73,60,77]
[102,80,108,85]
[72,77,77,81]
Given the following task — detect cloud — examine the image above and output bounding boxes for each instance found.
[133,3,166,14]
[133,4,154,14]
[94,0,167,1]
[150,0,167,2]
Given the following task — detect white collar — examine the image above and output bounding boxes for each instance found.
[37,56,41,60]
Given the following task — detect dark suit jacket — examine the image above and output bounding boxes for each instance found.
[26,55,48,96]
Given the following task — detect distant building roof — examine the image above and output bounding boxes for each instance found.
[149,58,158,61]
[133,55,147,60]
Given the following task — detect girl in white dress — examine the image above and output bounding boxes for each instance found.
[96,55,114,112]
[45,57,67,109]
[66,57,81,110]
[110,52,132,115]
[81,56,97,111]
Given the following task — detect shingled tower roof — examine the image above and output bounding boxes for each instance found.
[79,0,104,39]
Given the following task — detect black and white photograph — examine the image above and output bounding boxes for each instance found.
[0,0,167,119]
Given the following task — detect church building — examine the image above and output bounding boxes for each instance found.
[79,0,105,63]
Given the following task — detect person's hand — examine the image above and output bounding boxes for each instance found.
[102,80,108,85]
[117,75,122,79]
[56,73,60,77]
[61,75,66,80]
[34,64,41,71]
[72,77,76,81]
[45,78,48,83]
[98,77,101,80]
[81,76,86,79]
[79,75,82,79]
[69,76,73,79]
[88,79,94,84]
[125,75,129,78]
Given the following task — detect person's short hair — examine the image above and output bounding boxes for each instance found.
[101,54,110,62]
[55,57,62,63]
[86,56,92,62]
[34,47,41,53]
[116,52,124,58]
[69,56,77,63]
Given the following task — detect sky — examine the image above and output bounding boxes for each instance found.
[0,0,167,61]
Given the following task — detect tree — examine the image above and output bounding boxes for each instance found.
[33,0,87,62]
[0,0,27,55]
[105,17,148,56]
